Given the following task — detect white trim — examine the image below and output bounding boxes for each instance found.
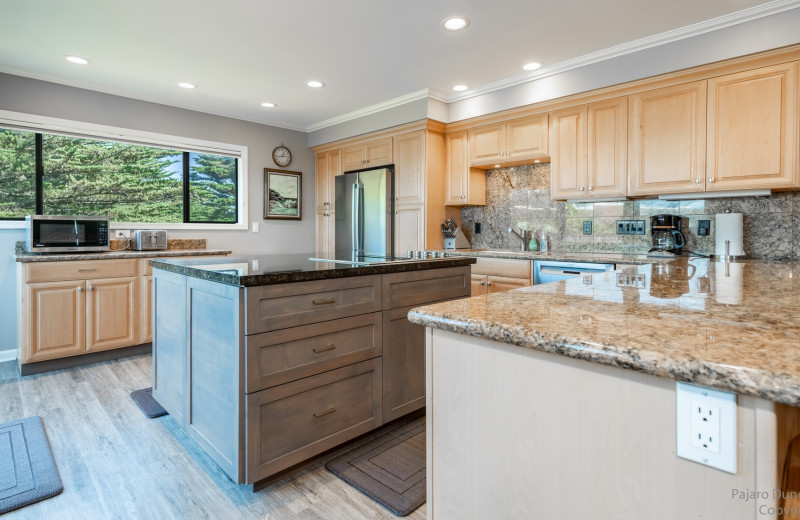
[0,109,249,230]
[444,0,800,104]
[0,349,16,363]
[305,89,431,132]
[0,65,308,132]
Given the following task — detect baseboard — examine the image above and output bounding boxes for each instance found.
[0,349,16,363]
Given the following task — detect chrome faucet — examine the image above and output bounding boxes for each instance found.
[508,227,532,251]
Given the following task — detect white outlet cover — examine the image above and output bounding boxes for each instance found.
[252,222,259,233]
[676,382,737,474]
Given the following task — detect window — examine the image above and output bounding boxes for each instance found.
[0,127,239,224]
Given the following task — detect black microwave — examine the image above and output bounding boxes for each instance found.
[25,215,110,253]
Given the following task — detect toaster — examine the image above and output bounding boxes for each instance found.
[132,230,167,251]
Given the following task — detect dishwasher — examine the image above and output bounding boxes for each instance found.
[533,260,615,284]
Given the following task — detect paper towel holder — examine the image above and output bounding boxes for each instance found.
[711,211,747,260]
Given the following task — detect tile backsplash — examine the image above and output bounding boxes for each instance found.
[460,163,799,260]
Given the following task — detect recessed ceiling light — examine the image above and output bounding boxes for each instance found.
[64,55,90,65]
[178,82,196,89]
[306,80,325,88]
[442,16,470,31]
[452,85,468,92]
[260,102,276,108]
[523,62,542,71]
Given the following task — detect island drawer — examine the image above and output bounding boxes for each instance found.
[245,312,383,392]
[245,275,382,334]
[245,358,382,482]
[382,266,471,309]
[25,259,138,283]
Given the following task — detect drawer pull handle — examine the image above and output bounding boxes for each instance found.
[78,268,96,272]
[313,344,336,354]
[312,298,336,306]
[313,407,336,418]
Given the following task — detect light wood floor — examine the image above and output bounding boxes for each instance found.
[0,355,426,520]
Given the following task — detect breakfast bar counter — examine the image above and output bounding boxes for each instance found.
[410,257,800,520]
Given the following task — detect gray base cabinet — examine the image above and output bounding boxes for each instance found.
[152,265,470,486]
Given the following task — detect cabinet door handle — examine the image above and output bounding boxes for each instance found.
[313,406,336,418]
[579,186,585,192]
[480,281,485,285]
[695,178,701,185]
[88,286,94,291]
[708,177,715,183]
[461,194,465,199]
[588,185,593,191]
[487,281,492,286]
[500,151,504,156]
[312,297,336,306]
[313,344,336,354]
[77,287,84,293]
[78,268,96,272]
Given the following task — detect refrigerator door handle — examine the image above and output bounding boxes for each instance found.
[352,182,361,254]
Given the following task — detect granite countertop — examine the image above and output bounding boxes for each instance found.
[150,253,476,287]
[14,239,230,262]
[409,258,800,406]
[440,249,676,264]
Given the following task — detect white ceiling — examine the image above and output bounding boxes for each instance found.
[0,0,789,132]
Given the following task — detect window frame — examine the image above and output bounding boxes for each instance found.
[0,109,249,230]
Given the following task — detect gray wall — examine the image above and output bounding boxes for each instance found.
[0,73,316,355]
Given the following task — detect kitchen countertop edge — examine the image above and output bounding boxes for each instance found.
[15,249,232,262]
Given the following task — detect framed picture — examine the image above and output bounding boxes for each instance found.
[264,168,302,220]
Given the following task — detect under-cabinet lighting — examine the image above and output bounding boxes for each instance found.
[658,189,771,200]
[566,197,627,203]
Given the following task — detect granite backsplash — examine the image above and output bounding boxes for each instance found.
[460,163,800,260]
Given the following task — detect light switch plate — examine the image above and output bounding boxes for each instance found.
[676,382,737,473]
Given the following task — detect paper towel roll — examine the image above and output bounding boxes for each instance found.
[715,213,745,257]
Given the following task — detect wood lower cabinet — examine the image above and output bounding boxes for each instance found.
[85,276,138,352]
[382,305,425,422]
[315,208,334,256]
[470,257,532,296]
[25,280,86,362]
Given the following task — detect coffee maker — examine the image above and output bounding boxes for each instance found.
[649,214,685,255]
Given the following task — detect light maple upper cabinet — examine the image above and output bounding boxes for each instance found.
[469,114,548,169]
[315,148,341,209]
[445,130,485,205]
[628,81,708,196]
[550,97,627,200]
[316,208,334,256]
[394,131,425,205]
[706,61,798,191]
[342,137,393,172]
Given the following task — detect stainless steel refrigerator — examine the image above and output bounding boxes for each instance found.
[335,166,394,258]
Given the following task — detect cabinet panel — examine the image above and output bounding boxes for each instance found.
[382,305,425,422]
[469,123,505,165]
[140,274,153,343]
[471,274,488,296]
[507,114,548,159]
[446,130,486,206]
[471,257,532,279]
[366,137,393,167]
[26,258,137,283]
[382,266,471,309]
[315,149,341,209]
[245,312,382,393]
[488,275,531,293]
[25,280,85,362]
[550,106,586,199]
[315,208,334,256]
[342,144,367,172]
[246,359,382,482]
[394,131,425,204]
[629,81,707,196]
[85,276,138,352]
[707,62,798,190]
[395,204,425,254]
[587,97,627,198]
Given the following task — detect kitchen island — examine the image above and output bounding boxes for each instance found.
[409,258,800,519]
[150,253,474,488]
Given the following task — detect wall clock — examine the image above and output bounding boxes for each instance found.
[272,145,292,167]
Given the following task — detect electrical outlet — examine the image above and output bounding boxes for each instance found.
[252,259,259,271]
[698,220,710,236]
[583,221,592,235]
[690,401,720,453]
[676,382,737,473]
[115,230,130,239]
[475,222,482,234]
[252,222,259,233]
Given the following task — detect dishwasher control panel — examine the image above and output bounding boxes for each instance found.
[533,260,615,285]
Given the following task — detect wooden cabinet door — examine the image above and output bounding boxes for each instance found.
[25,280,85,362]
[629,81,707,196]
[507,114,548,160]
[550,105,587,199]
[382,305,426,422]
[445,130,486,206]
[471,274,488,296]
[469,122,505,166]
[707,62,798,191]
[394,130,425,205]
[488,275,530,293]
[315,149,341,208]
[365,137,393,168]
[315,208,334,256]
[140,273,154,343]
[85,276,138,352]
[587,96,627,198]
[342,144,366,172]
[395,204,425,254]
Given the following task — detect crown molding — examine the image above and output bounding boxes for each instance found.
[0,65,308,132]
[305,89,430,132]
[445,0,800,103]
